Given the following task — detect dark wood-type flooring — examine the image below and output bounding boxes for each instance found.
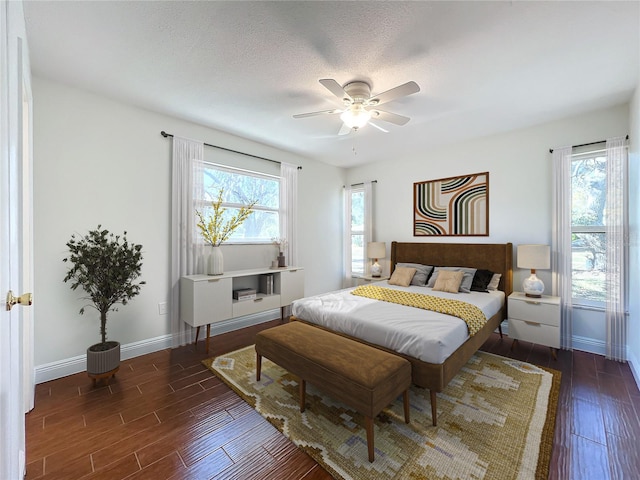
[26,319,640,479]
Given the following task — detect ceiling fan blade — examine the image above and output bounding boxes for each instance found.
[338,123,353,136]
[370,109,411,126]
[369,81,420,106]
[368,121,389,133]
[319,79,352,101]
[293,109,342,119]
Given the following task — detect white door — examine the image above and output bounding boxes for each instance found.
[1,1,34,478]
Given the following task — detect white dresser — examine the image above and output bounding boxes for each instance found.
[181,266,305,352]
[508,292,560,359]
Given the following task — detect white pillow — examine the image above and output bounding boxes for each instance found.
[487,273,502,291]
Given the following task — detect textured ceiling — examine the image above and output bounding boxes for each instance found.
[23,1,639,167]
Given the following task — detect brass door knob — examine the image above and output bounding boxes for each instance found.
[6,291,33,311]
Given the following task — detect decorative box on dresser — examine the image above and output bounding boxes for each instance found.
[181,266,305,353]
[508,292,560,359]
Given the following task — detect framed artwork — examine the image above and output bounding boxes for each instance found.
[414,172,489,236]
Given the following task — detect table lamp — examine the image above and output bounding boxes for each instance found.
[367,242,386,277]
[517,244,550,297]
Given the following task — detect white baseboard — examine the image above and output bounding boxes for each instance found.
[571,335,607,356]
[35,310,280,384]
[627,348,640,391]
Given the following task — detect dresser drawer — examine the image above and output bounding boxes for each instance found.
[509,298,560,327]
[508,319,559,348]
[232,294,281,317]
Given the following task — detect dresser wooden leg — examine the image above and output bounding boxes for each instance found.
[194,326,200,348]
[205,324,211,354]
[550,347,557,360]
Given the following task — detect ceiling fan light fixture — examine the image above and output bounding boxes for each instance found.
[340,105,372,129]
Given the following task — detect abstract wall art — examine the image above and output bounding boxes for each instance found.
[414,172,489,236]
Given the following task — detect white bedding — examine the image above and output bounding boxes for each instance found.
[291,281,505,364]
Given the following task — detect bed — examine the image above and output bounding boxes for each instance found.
[290,241,513,425]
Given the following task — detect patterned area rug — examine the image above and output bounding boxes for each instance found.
[203,346,560,480]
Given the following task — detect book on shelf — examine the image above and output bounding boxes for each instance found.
[233,288,257,300]
[259,274,274,295]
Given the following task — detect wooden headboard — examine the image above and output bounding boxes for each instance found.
[390,242,513,297]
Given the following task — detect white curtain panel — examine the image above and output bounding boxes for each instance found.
[363,181,373,275]
[170,136,204,347]
[605,136,628,362]
[343,186,353,287]
[279,162,298,266]
[551,146,574,350]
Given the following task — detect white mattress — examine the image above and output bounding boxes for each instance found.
[291,281,505,364]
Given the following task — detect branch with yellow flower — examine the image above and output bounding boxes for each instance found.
[195,189,258,246]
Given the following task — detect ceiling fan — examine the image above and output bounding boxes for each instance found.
[294,78,420,135]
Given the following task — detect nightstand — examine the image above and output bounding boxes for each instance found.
[357,275,390,283]
[508,292,560,359]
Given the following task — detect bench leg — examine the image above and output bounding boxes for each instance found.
[365,416,374,462]
[256,353,262,381]
[430,390,437,426]
[403,390,410,424]
[299,378,306,412]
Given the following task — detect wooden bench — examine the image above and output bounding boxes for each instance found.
[255,321,411,462]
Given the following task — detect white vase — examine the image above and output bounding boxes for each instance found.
[208,246,224,275]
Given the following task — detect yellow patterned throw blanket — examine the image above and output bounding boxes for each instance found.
[351,285,487,336]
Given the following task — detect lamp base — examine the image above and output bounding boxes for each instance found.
[371,261,382,278]
[524,293,542,298]
[522,273,544,298]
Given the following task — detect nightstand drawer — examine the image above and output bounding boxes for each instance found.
[508,319,560,348]
[509,299,560,327]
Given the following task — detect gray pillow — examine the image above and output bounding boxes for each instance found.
[427,266,478,293]
[396,263,433,286]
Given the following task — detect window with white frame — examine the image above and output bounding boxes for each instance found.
[571,150,607,304]
[349,186,365,276]
[199,163,280,243]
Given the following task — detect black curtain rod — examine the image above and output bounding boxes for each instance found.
[161,131,302,170]
[549,135,629,154]
[343,180,378,188]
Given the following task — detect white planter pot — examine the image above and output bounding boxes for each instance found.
[208,246,224,275]
[86,341,120,375]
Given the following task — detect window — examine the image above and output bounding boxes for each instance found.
[350,187,365,276]
[571,151,606,304]
[199,163,280,243]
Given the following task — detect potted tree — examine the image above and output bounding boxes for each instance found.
[63,226,145,383]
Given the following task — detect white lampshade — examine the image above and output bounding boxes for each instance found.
[367,242,386,260]
[367,242,385,278]
[340,105,371,129]
[517,244,550,297]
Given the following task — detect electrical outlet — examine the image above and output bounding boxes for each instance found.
[158,302,168,315]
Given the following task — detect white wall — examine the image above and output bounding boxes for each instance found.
[346,104,630,353]
[32,74,635,381]
[628,83,639,384]
[32,77,345,374]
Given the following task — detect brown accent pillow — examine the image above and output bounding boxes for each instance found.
[432,270,464,294]
[388,267,417,287]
